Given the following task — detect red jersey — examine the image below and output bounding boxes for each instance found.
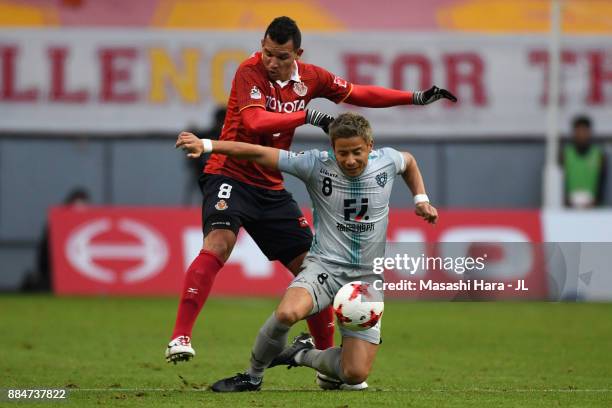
[204,52,353,190]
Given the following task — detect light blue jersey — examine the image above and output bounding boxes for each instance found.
[278,147,405,273]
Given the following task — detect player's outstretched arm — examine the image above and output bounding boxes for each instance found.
[175,131,280,170]
[344,84,457,108]
[400,151,438,224]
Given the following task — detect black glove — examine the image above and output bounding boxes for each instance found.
[413,86,457,105]
[305,109,335,134]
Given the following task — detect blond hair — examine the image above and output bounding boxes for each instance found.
[328,112,373,145]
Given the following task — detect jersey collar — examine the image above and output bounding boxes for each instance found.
[275,61,301,88]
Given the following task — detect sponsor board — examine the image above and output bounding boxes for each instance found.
[382,210,547,299]
[51,207,187,295]
[1,30,611,136]
[49,207,597,298]
[50,207,294,296]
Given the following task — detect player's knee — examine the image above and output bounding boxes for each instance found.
[203,230,235,261]
[274,307,301,326]
[205,243,231,261]
[341,365,369,385]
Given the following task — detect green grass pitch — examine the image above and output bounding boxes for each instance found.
[1,296,611,407]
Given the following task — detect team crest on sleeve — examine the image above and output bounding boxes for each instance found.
[375,172,388,188]
[250,86,262,100]
[333,76,348,88]
[215,199,228,211]
[298,216,309,228]
[293,82,308,97]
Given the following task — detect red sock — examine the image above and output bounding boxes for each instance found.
[306,305,335,349]
[171,250,224,339]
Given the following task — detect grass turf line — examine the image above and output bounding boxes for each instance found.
[1,296,611,407]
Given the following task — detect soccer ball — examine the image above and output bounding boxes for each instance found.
[333,281,384,332]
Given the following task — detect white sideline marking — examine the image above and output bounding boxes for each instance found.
[72,388,612,393]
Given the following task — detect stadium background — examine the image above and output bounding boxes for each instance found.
[2,1,612,406]
[1,0,612,296]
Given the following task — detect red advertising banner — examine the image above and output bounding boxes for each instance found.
[382,210,547,299]
[49,206,294,296]
[50,207,546,298]
[50,207,192,295]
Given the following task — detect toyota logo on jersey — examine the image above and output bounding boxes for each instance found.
[265,96,306,113]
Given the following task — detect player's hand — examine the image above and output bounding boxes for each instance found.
[413,86,457,105]
[415,202,438,224]
[305,109,335,134]
[175,131,204,158]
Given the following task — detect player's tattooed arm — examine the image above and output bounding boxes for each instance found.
[400,152,438,225]
[175,131,280,170]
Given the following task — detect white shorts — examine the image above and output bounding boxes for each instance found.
[288,254,382,345]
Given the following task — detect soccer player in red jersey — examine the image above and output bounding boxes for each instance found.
[166,17,456,384]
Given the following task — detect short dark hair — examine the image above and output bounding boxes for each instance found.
[264,16,301,49]
[329,112,373,145]
[573,115,592,129]
[64,187,90,204]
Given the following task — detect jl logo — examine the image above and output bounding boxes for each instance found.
[375,172,388,188]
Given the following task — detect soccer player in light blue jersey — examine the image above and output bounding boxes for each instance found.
[176,112,437,392]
